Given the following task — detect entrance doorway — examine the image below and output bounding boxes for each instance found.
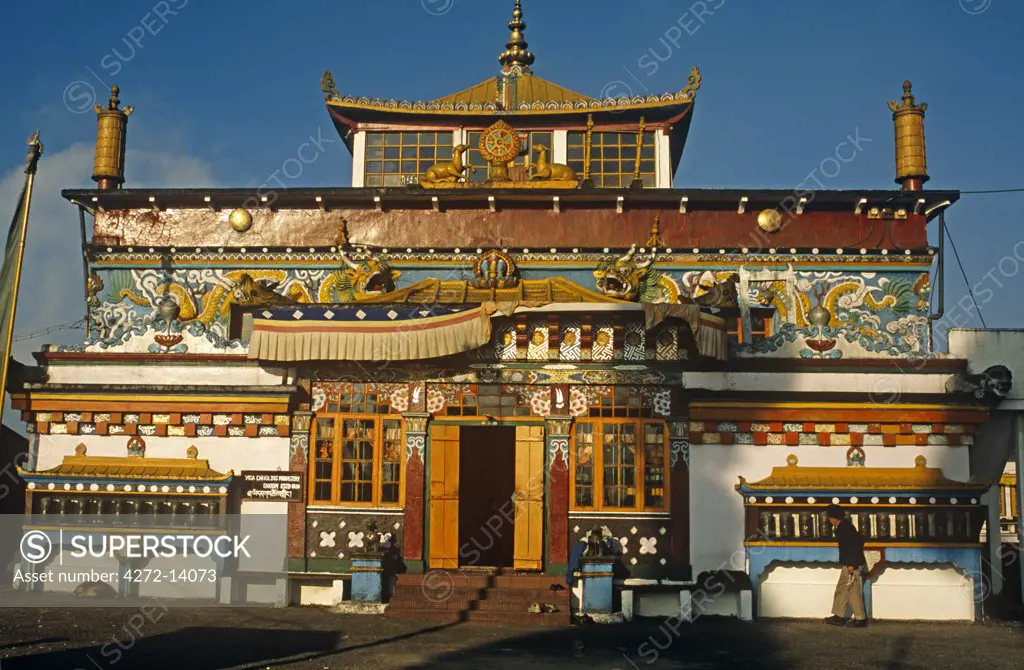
[458,426,516,568]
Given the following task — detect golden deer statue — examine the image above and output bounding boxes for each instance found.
[422,144,470,184]
[530,145,577,182]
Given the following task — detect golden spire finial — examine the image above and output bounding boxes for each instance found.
[499,0,535,72]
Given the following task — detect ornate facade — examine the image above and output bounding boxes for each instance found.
[11,2,1016,622]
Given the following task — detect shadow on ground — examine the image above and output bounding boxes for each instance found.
[407,618,787,669]
[0,626,342,669]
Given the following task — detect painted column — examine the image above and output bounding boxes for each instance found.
[669,418,691,577]
[287,411,312,562]
[403,412,430,570]
[545,415,572,572]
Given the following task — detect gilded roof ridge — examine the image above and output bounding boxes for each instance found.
[323,66,701,114]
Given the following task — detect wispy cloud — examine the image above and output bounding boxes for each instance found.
[0,141,217,421]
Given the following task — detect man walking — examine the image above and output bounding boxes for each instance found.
[824,503,868,628]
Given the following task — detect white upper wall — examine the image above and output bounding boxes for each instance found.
[44,363,293,387]
[948,329,1024,407]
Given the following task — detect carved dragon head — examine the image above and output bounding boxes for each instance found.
[593,244,656,301]
[341,251,400,297]
[230,274,288,307]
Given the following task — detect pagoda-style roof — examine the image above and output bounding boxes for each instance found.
[19,447,233,485]
[322,1,700,133]
[737,455,986,495]
[433,73,594,108]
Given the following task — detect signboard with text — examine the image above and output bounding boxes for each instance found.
[239,471,304,503]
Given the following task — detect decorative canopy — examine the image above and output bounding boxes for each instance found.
[246,297,728,363]
[737,455,986,495]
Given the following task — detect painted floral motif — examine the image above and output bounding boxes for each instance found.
[639,537,658,555]
[318,531,336,548]
[347,531,365,549]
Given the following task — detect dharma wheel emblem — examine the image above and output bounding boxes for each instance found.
[479,120,522,165]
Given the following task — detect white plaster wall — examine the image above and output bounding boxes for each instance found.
[681,371,949,395]
[657,130,671,188]
[553,130,568,166]
[139,555,219,600]
[34,435,290,488]
[633,591,679,618]
[948,329,1024,406]
[871,565,973,620]
[45,363,292,387]
[689,444,970,575]
[691,590,744,619]
[758,566,837,619]
[351,131,366,187]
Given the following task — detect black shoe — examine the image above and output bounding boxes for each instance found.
[824,615,846,626]
[845,619,868,628]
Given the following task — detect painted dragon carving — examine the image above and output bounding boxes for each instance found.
[319,251,400,301]
[594,245,656,301]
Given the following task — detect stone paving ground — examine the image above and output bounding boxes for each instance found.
[0,606,1022,669]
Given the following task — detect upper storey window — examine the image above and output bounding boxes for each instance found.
[567,131,656,188]
[364,132,454,187]
[466,130,553,182]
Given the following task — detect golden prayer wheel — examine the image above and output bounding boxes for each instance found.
[92,85,134,190]
[888,80,928,191]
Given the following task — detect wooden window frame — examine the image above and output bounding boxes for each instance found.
[566,131,656,188]
[309,412,405,508]
[364,131,455,187]
[570,417,670,512]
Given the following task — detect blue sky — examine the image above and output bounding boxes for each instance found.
[1,0,1022,357]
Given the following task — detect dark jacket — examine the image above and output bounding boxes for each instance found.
[566,540,586,586]
[835,518,866,567]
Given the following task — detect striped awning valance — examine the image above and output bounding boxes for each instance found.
[247,302,728,363]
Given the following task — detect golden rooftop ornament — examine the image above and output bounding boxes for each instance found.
[499,0,536,71]
[92,85,133,190]
[888,80,929,190]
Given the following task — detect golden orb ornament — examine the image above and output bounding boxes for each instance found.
[757,209,783,233]
[228,208,253,233]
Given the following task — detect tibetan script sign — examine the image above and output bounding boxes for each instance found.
[240,471,304,502]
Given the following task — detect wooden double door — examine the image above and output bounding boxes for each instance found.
[428,424,544,571]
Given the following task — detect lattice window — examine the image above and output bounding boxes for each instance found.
[567,131,656,188]
[319,383,398,415]
[364,132,455,187]
[310,413,404,506]
[571,417,668,511]
[441,384,536,417]
[587,386,656,419]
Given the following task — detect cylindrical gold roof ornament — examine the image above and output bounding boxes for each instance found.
[888,80,928,191]
[92,85,134,190]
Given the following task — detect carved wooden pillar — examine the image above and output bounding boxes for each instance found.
[402,412,430,570]
[545,414,572,572]
[288,411,312,561]
[669,418,691,578]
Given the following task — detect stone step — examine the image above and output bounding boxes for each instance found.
[384,606,570,627]
[394,572,567,590]
[389,590,573,610]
